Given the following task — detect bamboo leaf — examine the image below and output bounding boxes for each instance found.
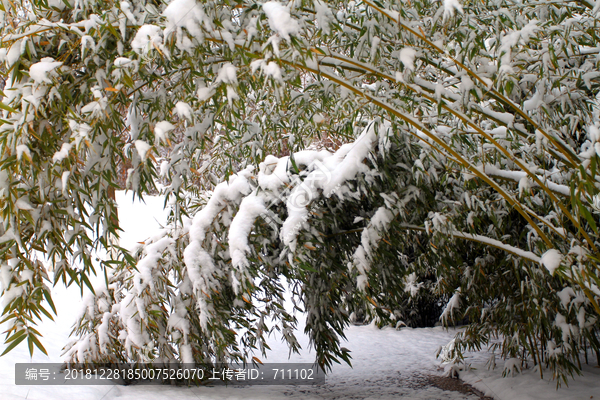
[1,332,27,356]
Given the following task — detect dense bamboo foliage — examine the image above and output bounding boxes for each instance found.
[1,0,600,384]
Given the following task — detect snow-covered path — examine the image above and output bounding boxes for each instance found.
[257,324,483,400]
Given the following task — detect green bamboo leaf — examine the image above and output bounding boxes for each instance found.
[37,304,54,321]
[30,333,48,356]
[0,102,17,113]
[0,313,16,325]
[80,272,96,296]
[577,198,598,235]
[42,289,57,315]
[5,329,27,343]
[1,332,27,356]
[27,334,34,356]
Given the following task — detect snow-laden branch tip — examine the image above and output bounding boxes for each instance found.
[29,58,62,85]
[443,0,463,19]
[263,1,300,41]
[449,231,541,263]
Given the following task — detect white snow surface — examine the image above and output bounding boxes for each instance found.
[174,101,193,121]
[163,0,210,51]
[134,140,151,162]
[313,0,334,34]
[3,39,24,67]
[154,121,174,144]
[540,249,562,275]
[29,58,62,85]
[131,25,163,53]
[399,47,417,71]
[228,194,267,285]
[250,59,284,83]
[461,359,600,400]
[216,62,238,85]
[15,145,31,160]
[443,0,464,19]
[113,57,132,68]
[52,142,72,163]
[262,1,300,41]
[280,123,379,252]
[197,86,215,102]
[1,194,599,400]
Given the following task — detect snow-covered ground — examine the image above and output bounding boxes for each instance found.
[1,193,598,400]
[460,356,600,400]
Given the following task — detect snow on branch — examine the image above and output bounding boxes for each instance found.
[449,231,541,263]
[484,165,570,197]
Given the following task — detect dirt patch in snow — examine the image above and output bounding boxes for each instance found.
[426,375,494,399]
